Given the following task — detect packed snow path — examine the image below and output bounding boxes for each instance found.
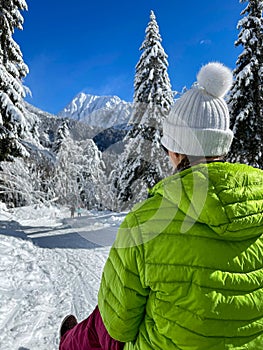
[0,207,126,350]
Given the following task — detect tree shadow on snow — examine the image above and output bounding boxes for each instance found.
[0,220,105,249]
[0,214,119,249]
[23,225,71,236]
[29,223,118,249]
[31,231,103,249]
[0,220,28,240]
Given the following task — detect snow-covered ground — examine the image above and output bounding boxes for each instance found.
[0,204,126,350]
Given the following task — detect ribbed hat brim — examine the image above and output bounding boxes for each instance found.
[161,125,233,157]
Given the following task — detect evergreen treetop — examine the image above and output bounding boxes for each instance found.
[130,10,173,129]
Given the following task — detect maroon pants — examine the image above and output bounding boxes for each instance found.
[59,306,125,350]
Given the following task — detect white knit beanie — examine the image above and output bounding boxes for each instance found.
[161,62,233,157]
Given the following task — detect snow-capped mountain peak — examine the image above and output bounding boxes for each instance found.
[58,93,133,129]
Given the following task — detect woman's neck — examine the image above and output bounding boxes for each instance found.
[176,156,224,172]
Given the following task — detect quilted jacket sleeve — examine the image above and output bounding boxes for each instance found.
[98,211,150,342]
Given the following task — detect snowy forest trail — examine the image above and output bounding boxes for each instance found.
[0,207,126,350]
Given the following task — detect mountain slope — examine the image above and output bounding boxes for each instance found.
[24,102,96,147]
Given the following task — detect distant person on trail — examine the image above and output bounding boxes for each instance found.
[59,63,263,349]
[77,206,82,217]
[70,205,75,218]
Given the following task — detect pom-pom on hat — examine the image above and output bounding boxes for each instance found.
[161,62,234,157]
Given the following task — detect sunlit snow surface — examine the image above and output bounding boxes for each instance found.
[0,204,126,349]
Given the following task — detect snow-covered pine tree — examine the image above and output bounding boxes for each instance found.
[52,119,70,153]
[0,0,29,161]
[128,10,173,135]
[227,0,263,168]
[114,10,173,209]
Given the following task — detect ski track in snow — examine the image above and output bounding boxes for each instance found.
[0,207,125,350]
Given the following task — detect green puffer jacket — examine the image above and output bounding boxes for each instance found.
[98,162,263,349]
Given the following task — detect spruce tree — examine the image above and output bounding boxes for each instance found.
[0,0,29,161]
[128,10,173,135]
[114,10,173,209]
[227,0,263,168]
[53,120,70,154]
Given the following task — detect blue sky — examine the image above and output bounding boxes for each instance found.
[15,0,244,114]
